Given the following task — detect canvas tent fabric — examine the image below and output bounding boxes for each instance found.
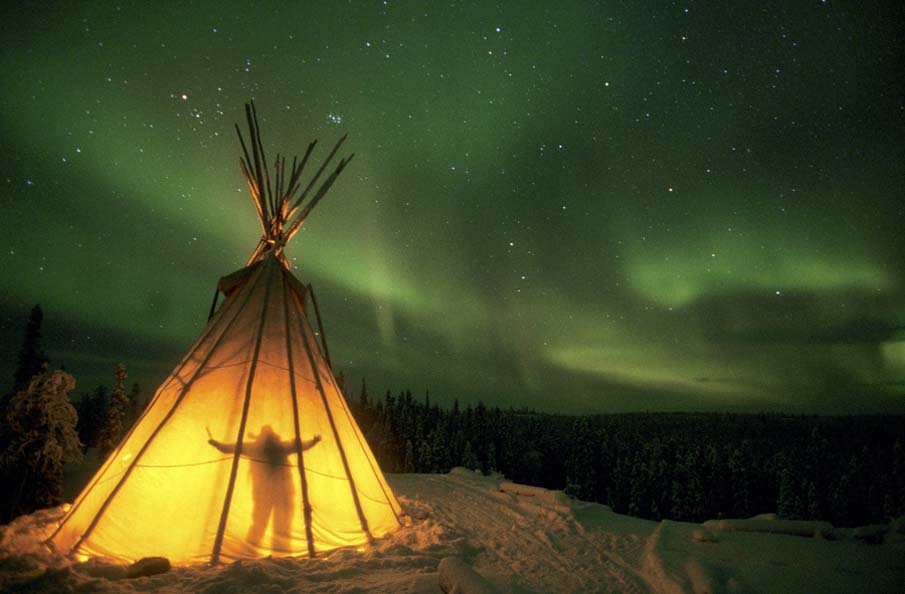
[47,104,402,564]
[49,255,402,564]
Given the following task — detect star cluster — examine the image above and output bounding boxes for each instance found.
[1,1,903,413]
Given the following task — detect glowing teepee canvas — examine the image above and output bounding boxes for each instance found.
[49,103,402,564]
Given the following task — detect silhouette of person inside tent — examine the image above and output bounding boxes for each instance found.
[207,425,321,552]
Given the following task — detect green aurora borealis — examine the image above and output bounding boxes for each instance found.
[1,1,903,413]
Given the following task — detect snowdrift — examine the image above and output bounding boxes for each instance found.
[1,468,903,593]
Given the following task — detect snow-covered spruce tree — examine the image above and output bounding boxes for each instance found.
[430,424,449,471]
[0,370,83,521]
[403,439,415,473]
[97,364,129,461]
[486,442,497,474]
[461,440,479,471]
[777,466,803,520]
[417,438,433,473]
[564,416,597,501]
[670,448,705,521]
[727,444,753,518]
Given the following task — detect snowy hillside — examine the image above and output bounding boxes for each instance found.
[2,468,903,594]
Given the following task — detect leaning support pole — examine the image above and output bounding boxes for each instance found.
[289,134,348,213]
[283,274,317,558]
[207,287,221,321]
[284,156,354,244]
[307,284,333,370]
[296,297,373,544]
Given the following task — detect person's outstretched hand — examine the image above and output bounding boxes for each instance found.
[313,434,321,443]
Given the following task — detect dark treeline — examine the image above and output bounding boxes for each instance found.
[343,378,905,528]
[3,301,903,528]
[75,380,147,450]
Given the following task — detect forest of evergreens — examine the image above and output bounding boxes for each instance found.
[341,376,905,528]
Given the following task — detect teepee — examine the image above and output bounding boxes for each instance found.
[49,103,402,564]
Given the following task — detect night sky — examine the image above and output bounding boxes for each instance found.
[1,2,903,414]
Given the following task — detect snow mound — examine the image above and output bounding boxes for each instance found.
[498,481,573,527]
[886,515,905,546]
[498,481,569,507]
[702,518,833,538]
[853,524,888,543]
[0,505,64,557]
[439,556,500,594]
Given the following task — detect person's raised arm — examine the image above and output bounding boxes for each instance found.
[206,427,236,454]
[300,434,321,452]
[277,434,321,455]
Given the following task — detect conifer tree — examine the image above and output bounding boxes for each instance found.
[11,305,48,394]
[828,470,851,523]
[803,479,820,520]
[334,369,346,395]
[727,445,752,517]
[431,424,449,471]
[403,439,415,473]
[0,370,82,522]
[417,438,433,472]
[356,377,372,431]
[670,447,706,521]
[359,377,370,409]
[777,467,802,520]
[462,440,478,471]
[127,382,144,426]
[564,417,597,500]
[96,364,129,461]
[888,439,905,519]
[486,442,497,474]
[76,385,110,447]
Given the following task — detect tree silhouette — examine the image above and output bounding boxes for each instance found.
[76,385,110,447]
[97,364,129,461]
[127,382,145,427]
[11,305,48,394]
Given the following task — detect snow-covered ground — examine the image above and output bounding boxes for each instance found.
[2,468,903,593]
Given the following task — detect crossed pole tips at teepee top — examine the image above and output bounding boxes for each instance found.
[235,101,355,267]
